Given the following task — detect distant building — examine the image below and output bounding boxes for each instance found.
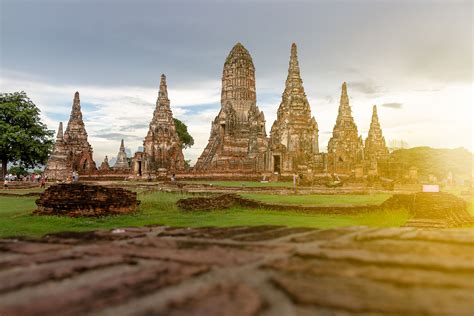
[131,74,185,177]
[44,92,97,180]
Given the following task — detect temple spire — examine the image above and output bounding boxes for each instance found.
[284,43,304,96]
[56,122,63,140]
[120,139,125,151]
[337,82,352,119]
[69,91,83,122]
[159,74,168,101]
[371,105,379,124]
[365,104,389,161]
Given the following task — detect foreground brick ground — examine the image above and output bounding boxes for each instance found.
[1,226,473,315]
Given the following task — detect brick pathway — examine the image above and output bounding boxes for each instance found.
[1,226,473,315]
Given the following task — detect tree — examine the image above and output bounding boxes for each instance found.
[173,118,194,149]
[0,92,54,179]
[7,165,29,177]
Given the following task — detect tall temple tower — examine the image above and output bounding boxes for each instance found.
[113,139,130,170]
[63,92,97,173]
[44,122,71,180]
[364,105,389,161]
[327,83,364,174]
[132,74,185,176]
[267,43,321,176]
[44,92,97,180]
[194,43,267,173]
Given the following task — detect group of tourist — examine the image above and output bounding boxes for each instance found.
[2,173,47,190]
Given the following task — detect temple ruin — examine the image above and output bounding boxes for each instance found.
[44,122,71,180]
[267,43,322,177]
[44,43,395,181]
[131,74,185,177]
[364,105,389,161]
[99,156,110,171]
[44,92,97,180]
[113,139,130,171]
[194,43,267,174]
[327,83,364,175]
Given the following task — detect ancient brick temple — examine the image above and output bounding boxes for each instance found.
[44,122,71,180]
[194,43,267,174]
[44,92,97,180]
[131,75,185,177]
[327,83,364,174]
[364,105,389,161]
[99,156,110,171]
[267,43,322,176]
[113,139,130,170]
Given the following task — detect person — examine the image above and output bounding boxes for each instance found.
[3,179,8,190]
[171,173,176,182]
[293,173,298,193]
[40,176,46,189]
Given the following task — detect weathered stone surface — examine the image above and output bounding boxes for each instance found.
[132,75,185,177]
[267,43,322,177]
[0,226,473,316]
[44,92,97,180]
[327,83,364,175]
[34,183,139,217]
[194,43,267,174]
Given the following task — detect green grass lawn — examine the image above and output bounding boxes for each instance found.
[241,193,391,206]
[0,191,413,238]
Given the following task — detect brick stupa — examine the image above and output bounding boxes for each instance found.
[267,43,321,176]
[327,83,364,174]
[44,92,97,180]
[113,139,130,170]
[194,43,267,173]
[364,105,389,161]
[131,75,185,176]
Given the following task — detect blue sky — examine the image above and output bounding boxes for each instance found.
[1,0,472,164]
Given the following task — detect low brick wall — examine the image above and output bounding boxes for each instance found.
[177,193,379,214]
[34,183,139,217]
[381,192,474,228]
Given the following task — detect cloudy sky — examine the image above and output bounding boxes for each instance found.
[1,0,472,165]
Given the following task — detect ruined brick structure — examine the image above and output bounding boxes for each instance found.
[364,105,389,175]
[44,92,97,180]
[44,122,71,180]
[327,83,364,175]
[267,44,322,176]
[99,156,110,171]
[131,75,185,177]
[194,43,267,174]
[364,105,389,161]
[113,139,130,170]
[1,225,473,315]
[35,183,139,217]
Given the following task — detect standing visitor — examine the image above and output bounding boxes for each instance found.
[40,176,46,189]
[3,179,8,190]
[293,173,298,193]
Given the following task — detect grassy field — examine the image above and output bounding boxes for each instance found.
[0,191,413,238]
[241,193,391,206]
